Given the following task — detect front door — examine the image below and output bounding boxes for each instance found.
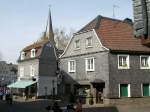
[96,86,104,103]
[120,84,128,97]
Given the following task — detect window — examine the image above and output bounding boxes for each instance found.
[19,67,24,78]
[68,60,76,73]
[140,56,150,69]
[142,84,150,96]
[86,37,92,47]
[30,65,35,77]
[31,49,36,58]
[85,57,95,71]
[21,52,25,60]
[75,40,80,49]
[118,55,129,69]
[119,84,130,97]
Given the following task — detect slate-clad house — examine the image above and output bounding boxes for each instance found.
[8,10,58,98]
[0,61,17,87]
[60,15,150,104]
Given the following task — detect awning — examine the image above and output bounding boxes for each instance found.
[7,80,36,89]
[90,79,105,84]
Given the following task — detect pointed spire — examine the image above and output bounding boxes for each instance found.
[48,7,55,45]
[43,16,48,40]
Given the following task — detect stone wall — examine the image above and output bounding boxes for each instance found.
[105,98,150,106]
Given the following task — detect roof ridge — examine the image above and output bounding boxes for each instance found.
[76,15,132,34]
[77,15,102,33]
[101,16,124,22]
[23,40,49,51]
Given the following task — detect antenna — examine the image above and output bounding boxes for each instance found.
[113,5,119,18]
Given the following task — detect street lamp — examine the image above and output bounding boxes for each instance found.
[52,79,55,101]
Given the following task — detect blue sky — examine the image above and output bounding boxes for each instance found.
[0,0,133,63]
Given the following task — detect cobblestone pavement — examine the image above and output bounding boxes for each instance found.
[0,100,150,112]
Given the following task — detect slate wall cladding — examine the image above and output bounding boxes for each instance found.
[108,52,150,98]
[60,51,110,97]
[18,59,39,78]
[18,42,58,96]
[62,30,106,58]
[39,43,57,77]
[133,0,150,37]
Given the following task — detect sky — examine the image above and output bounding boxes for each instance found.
[0,0,133,64]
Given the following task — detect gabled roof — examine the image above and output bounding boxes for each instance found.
[78,15,150,52]
[23,40,48,51]
[19,40,49,61]
[78,15,101,33]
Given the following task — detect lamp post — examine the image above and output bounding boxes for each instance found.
[1,77,5,95]
[52,79,54,102]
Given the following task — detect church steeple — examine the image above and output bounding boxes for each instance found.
[48,8,55,45]
[43,7,55,45]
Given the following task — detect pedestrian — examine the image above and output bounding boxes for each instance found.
[65,104,75,112]
[98,91,103,103]
[45,105,53,112]
[52,102,62,112]
[75,98,82,112]
[6,92,13,105]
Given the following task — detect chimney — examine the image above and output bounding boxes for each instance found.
[133,0,150,46]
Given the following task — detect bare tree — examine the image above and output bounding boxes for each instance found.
[38,28,75,50]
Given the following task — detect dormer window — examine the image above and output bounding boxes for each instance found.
[21,52,25,60]
[75,39,80,49]
[86,37,92,48]
[31,49,36,58]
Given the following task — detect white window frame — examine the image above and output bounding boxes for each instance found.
[21,52,25,60]
[118,55,130,69]
[74,39,80,49]
[68,60,76,73]
[141,84,143,97]
[86,37,92,48]
[140,56,150,69]
[31,49,36,58]
[30,65,35,77]
[19,67,24,78]
[85,57,95,72]
[119,84,131,98]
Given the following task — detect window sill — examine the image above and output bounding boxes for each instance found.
[86,70,95,72]
[74,48,80,51]
[118,67,130,69]
[68,71,76,73]
[30,56,36,58]
[140,67,150,69]
[86,46,93,49]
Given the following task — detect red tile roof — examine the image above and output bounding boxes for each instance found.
[23,40,48,51]
[20,40,49,60]
[79,16,150,52]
